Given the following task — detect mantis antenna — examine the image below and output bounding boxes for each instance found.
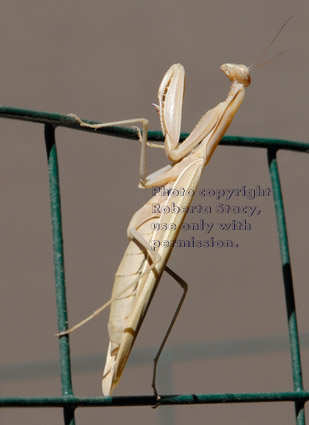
[249,16,292,71]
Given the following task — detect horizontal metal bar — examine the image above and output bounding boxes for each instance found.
[0,105,308,151]
[1,392,309,408]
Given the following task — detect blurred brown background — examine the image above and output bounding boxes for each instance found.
[0,1,308,424]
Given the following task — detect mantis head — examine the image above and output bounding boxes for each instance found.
[220,17,291,89]
[220,63,251,87]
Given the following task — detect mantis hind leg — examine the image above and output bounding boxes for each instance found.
[56,226,161,337]
[152,265,188,406]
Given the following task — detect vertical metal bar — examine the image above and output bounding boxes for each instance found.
[45,124,76,425]
[267,148,305,425]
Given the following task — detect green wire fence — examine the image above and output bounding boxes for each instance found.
[0,106,308,425]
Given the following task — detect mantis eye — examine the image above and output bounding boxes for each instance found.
[220,63,251,87]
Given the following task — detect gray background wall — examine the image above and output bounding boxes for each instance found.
[1,1,308,424]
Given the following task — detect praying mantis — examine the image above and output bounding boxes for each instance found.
[60,18,290,402]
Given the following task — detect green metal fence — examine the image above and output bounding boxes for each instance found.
[0,106,308,425]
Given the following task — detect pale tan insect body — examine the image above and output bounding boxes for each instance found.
[102,62,251,395]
